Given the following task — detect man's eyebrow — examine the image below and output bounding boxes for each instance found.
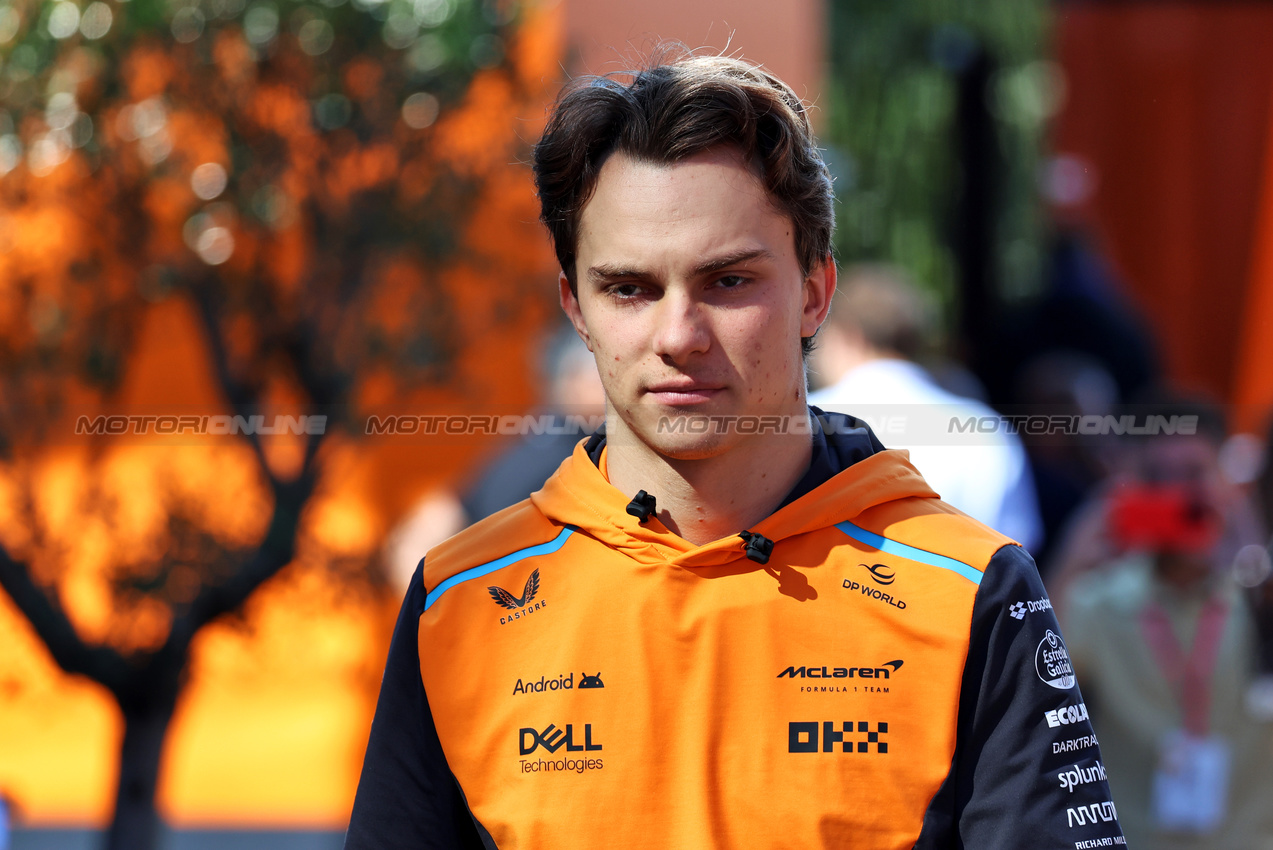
[586,264,652,285]
[586,249,775,285]
[693,248,774,276]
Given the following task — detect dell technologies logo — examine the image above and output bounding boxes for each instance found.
[519,723,602,755]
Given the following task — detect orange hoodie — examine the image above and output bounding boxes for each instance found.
[347,416,1122,850]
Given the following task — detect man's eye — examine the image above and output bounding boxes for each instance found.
[716,275,747,289]
[607,283,646,299]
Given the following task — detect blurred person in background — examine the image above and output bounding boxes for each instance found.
[382,325,605,590]
[810,264,1043,551]
[1056,396,1273,849]
[0,791,10,850]
[1013,351,1122,573]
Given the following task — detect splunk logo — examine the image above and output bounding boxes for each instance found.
[777,660,903,680]
[1058,761,1107,793]
[519,723,603,755]
[789,721,889,753]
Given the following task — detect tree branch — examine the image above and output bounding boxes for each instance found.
[0,543,132,696]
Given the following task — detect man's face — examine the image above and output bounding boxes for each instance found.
[560,147,834,460]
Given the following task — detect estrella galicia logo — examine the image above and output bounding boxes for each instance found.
[789,721,889,753]
[579,672,604,689]
[861,563,896,585]
[1035,629,1076,690]
[489,569,546,624]
[519,723,603,755]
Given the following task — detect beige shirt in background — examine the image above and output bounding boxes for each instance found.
[1064,556,1273,850]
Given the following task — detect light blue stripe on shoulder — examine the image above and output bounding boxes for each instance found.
[424,527,575,611]
[834,521,982,586]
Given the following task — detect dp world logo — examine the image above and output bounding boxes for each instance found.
[1035,629,1076,690]
[861,563,895,586]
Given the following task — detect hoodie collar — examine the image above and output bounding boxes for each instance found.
[530,410,939,569]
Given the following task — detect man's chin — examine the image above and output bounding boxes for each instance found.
[609,410,735,460]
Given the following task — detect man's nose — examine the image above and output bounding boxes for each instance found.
[650,289,711,362]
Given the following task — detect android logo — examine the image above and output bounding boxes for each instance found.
[579,672,604,689]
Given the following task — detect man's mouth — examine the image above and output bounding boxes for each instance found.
[643,381,723,405]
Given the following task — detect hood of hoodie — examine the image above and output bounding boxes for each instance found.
[530,412,939,571]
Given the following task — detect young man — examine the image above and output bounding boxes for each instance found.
[345,54,1122,849]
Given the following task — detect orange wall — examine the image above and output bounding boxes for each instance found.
[1053,2,1273,404]
[563,0,825,111]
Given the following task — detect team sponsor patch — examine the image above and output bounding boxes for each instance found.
[519,722,603,755]
[489,569,547,625]
[1058,761,1107,793]
[1046,702,1089,728]
[1036,629,1077,690]
[1009,596,1054,620]
[1073,838,1126,848]
[788,721,889,753]
[1054,734,1100,755]
[1066,800,1118,828]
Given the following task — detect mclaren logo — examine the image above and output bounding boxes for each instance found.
[489,569,546,624]
[778,660,903,679]
[862,563,895,585]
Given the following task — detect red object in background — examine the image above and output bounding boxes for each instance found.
[1053,4,1273,413]
[1108,485,1220,554]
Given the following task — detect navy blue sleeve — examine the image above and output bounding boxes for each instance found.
[345,561,494,850]
[914,545,1124,849]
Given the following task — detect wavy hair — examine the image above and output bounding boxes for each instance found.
[533,50,835,303]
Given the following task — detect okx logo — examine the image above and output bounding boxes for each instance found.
[788,721,889,754]
[519,723,603,755]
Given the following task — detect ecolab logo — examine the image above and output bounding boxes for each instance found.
[1045,702,1089,728]
[778,660,903,680]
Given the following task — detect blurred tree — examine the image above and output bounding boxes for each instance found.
[0,0,558,847]
[823,0,1053,349]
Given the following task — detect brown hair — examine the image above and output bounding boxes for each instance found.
[533,50,835,299]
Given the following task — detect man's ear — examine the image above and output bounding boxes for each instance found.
[559,272,593,352]
[800,254,837,339]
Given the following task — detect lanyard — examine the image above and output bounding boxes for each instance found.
[1140,596,1228,735]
